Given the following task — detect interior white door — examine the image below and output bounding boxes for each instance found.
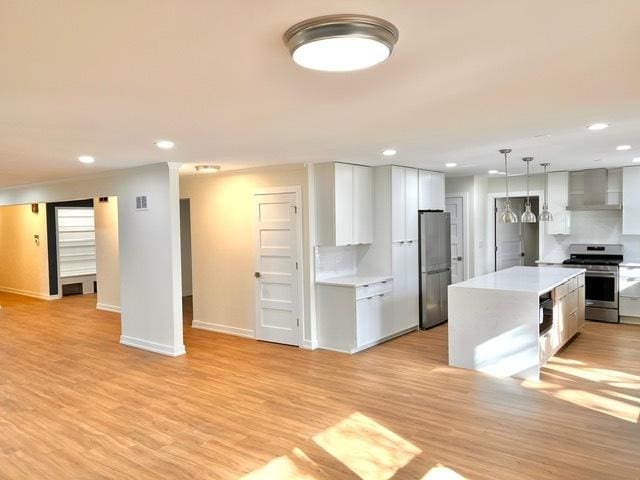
[495,197,525,271]
[253,189,302,346]
[445,197,464,283]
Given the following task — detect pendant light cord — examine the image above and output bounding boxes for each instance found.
[526,159,530,205]
[504,152,509,201]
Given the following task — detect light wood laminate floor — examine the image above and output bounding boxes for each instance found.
[1,292,639,479]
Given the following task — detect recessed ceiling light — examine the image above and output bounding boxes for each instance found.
[195,164,221,174]
[155,139,175,150]
[616,145,632,151]
[382,148,397,157]
[445,162,457,168]
[488,169,499,174]
[633,157,640,163]
[283,15,399,72]
[78,155,95,164]
[588,123,609,131]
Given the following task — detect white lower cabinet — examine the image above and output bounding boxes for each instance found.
[620,266,640,323]
[317,279,404,353]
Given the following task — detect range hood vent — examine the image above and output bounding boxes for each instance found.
[566,168,622,211]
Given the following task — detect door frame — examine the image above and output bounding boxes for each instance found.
[252,185,304,347]
[445,192,469,281]
[488,190,544,272]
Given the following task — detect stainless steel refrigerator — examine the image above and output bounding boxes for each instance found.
[419,211,451,329]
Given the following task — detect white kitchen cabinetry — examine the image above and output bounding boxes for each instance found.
[623,166,640,235]
[391,166,419,242]
[546,171,571,235]
[620,265,640,323]
[418,170,445,211]
[316,279,395,353]
[315,162,372,246]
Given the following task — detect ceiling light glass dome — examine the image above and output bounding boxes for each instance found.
[283,15,399,72]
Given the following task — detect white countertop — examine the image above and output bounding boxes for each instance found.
[450,266,585,295]
[620,260,640,267]
[316,274,392,287]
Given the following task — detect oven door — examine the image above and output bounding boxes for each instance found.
[585,271,618,309]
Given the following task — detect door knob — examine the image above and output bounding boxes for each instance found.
[254,272,261,278]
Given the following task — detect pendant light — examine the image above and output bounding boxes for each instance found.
[521,157,537,223]
[539,163,554,222]
[498,149,518,223]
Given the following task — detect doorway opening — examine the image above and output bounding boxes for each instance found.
[494,196,540,271]
[179,198,193,326]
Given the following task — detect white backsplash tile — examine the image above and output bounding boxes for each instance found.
[543,211,640,260]
[315,245,357,281]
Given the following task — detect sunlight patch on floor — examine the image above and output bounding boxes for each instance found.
[551,389,640,423]
[313,412,421,480]
[240,453,317,480]
[421,464,467,479]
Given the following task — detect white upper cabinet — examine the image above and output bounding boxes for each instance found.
[391,166,407,243]
[353,165,373,244]
[391,166,419,242]
[546,171,571,235]
[334,162,354,246]
[623,166,640,235]
[418,170,445,211]
[405,168,419,241]
[315,162,372,246]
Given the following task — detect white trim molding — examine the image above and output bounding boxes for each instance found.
[120,335,186,356]
[302,339,318,350]
[0,286,61,301]
[191,320,255,339]
[96,303,121,313]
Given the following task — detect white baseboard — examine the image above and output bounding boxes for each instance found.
[302,339,318,350]
[191,320,255,339]
[120,335,186,356]
[96,302,121,313]
[0,286,61,301]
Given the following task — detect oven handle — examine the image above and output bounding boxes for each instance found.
[585,271,618,278]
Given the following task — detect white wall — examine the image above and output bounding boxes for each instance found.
[0,203,51,299]
[179,164,315,346]
[179,199,192,296]
[0,163,185,356]
[95,196,120,312]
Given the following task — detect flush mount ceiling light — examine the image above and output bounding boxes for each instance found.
[445,162,457,168]
[78,155,95,164]
[382,148,397,156]
[283,14,399,72]
[616,145,632,151]
[588,123,609,131]
[195,164,221,174]
[155,139,175,150]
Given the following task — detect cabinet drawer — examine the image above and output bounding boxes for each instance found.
[356,280,392,299]
[554,277,578,300]
[620,296,640,317]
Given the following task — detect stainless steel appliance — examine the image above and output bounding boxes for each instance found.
[419,211,451,329]
[562,244,623,323]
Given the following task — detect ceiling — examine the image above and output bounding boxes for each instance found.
[2,0,640,187]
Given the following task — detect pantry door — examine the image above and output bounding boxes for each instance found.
[253,187,303,346]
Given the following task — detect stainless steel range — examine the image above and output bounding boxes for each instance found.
[563,244,623,323]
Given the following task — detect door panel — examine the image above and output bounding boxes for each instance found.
[422,272,441,328]
[445,197,464,283]
[439,269,451,322]
[254,191,301,346]
[405,168,419,241]
[353,165,372,244]
[392,242,406,330]
[418,170,431,210]
[334,163,354,246]
[403,241,419,330]
[391,166,406,242]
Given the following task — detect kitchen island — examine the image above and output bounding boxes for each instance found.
[448,266,585,380]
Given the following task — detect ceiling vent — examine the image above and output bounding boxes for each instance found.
[135,195,148,211]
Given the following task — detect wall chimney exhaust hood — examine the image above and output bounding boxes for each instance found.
[566,168,622,211]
